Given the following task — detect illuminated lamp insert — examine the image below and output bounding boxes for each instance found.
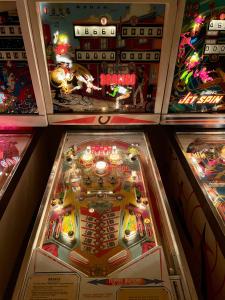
[220,13,225,20]
[82,146,93,162]
[95,160,107,175]
[109,145,121,163]
[131,170,137,181]
[101,16,108,26]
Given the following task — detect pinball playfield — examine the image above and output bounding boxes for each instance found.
[43,134,156,277]
[177,133,225,224]
[0,134,31,195]
[13,132,195,300]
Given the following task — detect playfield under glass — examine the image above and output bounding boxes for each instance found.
[0,134,31,196]
[177,133,225,225]
[41,133,157,277]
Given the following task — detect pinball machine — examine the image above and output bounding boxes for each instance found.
[12,1,197,300]
[152,0,225,299]
[0,1,50,298]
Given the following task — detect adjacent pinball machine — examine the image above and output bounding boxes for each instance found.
[0,1,49,298]
[0,1,47,126]
[13,1,197,300]
[153,0,225,299]
[162,0,225,125]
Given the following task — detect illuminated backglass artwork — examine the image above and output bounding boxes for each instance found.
[169,0,225,113]
[42,134,156,276]
[177,133,225,224]
[39,3,165,113]
[0,134,31,194]
[0,2,38,114]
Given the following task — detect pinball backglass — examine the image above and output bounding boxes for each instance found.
[162,0,225,125]
[27,0,176,125]
[0,1,47,126]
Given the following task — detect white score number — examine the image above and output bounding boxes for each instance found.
[122,26,162,37]
[209,20,225,31]
[0,25,22,36]
[74,26,116,37]
[0,51,27,60]
[76,51,115,61]
[205,44,225,54]
[121,51,160,62]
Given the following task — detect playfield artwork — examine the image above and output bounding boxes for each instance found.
[40,3,165,114]
[42,137,156,277]
[169,0,225,113]
[0,134,31,191]
[185,137,225,222]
